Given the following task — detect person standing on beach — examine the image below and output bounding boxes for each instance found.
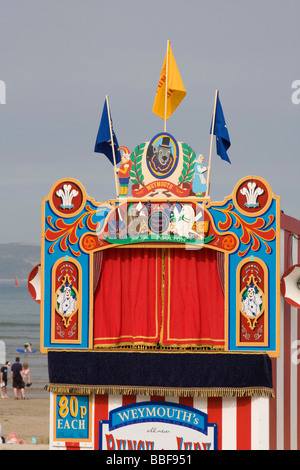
[0,361,10,398]
[22,363,31,388]
[11,357,25,400]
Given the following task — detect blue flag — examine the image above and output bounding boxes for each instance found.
[210,93,231,164]
[94,98,121,165]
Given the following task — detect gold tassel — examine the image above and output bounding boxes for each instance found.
[45,383,275,399]
[92,344,225,352]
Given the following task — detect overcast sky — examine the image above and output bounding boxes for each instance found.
[0,0,299,245]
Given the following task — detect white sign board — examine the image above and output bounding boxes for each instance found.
[99,401,218,450]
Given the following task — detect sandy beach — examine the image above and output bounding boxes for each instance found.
[0,397,50,450]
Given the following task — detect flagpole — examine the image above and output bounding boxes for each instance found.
[164,40,170,132]
[205,89,218,198]
[105,94,120,197]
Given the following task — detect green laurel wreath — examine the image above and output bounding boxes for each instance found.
[130,141,196,187]
[130,143,146,186]
[178,143,196,186]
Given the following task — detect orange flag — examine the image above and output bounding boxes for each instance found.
[152,42,186,121]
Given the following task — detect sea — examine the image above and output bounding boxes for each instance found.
[0,280,49,398]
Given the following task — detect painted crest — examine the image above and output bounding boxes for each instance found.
[129,132,198,198]
[56,184,79,209]
[233,177,271,216]
[240,182,264,208]
[49,179,85,217]
[146,133,179,179]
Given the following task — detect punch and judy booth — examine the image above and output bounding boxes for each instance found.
[38,130,281,449]
[34,43,289,450]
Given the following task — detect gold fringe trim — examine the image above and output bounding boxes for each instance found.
[45,383,275,399]
[48,348,268,356]
[92,344,225,351]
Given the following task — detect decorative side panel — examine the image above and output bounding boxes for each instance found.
[51,257,82,344]
[208,176,280,356]
[40,178,104,351]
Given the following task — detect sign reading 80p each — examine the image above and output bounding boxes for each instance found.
[54,395,91,442]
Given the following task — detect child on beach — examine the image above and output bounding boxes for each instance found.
[22,363,32,388]
[0,362,10,398]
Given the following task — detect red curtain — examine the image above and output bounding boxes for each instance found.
[93,247,224,349]
[162,248,225,348]
[94,248,162,347]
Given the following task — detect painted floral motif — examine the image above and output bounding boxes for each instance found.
[214,203,276,257]
[45,204,112,256]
